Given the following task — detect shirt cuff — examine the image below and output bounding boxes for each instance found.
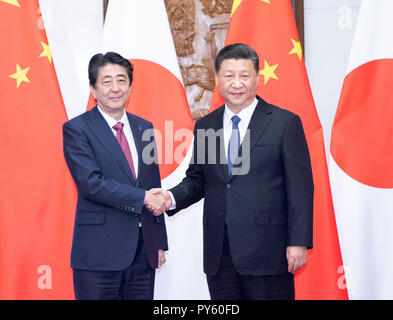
[168,191,176,210]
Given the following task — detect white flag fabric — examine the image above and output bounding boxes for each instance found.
[101,0,210,299]
[330,0,393,299]
[39,0,103,120]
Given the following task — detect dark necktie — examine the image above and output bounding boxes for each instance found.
[227,115,241,175]
[113,122,136,180]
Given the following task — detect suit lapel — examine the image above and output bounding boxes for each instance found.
[246,97,273,155]
[126,112,144,186]
[86,106,136,184]
[209,106,230,182]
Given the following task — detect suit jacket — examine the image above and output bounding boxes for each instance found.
[168,96,313,276]
[63,106,168,271]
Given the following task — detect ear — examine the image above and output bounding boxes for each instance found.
[90,85,98,102]
[90,85,96,98]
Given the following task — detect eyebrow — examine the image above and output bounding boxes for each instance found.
[102,74,127,80]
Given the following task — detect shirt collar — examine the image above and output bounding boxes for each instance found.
[97,106,128,130]
[224,97,258,126]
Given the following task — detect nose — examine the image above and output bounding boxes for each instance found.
[232,75,243,88]
[111,80,121,92]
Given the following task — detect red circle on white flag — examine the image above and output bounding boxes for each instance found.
[126,59,194,180]
[331,59,393,188]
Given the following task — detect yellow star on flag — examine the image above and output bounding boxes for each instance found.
[232,0,270,16]
[39,41,52,64]
[1,0,20,7]
[231,0,242,16]
[289,39,303,61]
[10,64,30,88]
[259,60,279,85]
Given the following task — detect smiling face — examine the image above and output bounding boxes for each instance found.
[90,63,131,119]
[215,58,259,114]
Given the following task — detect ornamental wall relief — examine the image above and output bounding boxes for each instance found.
[165,0,232,121]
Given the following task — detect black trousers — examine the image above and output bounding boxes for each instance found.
[207,229,295,300]
[73,229,155,300]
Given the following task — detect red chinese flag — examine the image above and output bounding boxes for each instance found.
[211,0,347,299]
[0,0,75,299]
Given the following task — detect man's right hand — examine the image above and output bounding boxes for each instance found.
[144,188,172,216]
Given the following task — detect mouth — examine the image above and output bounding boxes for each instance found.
[230,92,244,98]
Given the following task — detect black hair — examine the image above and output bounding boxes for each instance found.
[88,52,133,88]
[214,43,259,73]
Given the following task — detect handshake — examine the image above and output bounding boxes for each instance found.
[144,188,172,216]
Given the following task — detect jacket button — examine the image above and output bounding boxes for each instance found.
[226,184,231,189]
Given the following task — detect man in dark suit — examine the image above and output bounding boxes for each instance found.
[63,52,168,300]
[150,43,314,300]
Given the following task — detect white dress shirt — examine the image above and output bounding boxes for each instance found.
[223,97,258,156]
[97,106,139,178]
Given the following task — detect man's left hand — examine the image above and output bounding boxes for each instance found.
[158,249,166,268]
[286,246,308,274]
